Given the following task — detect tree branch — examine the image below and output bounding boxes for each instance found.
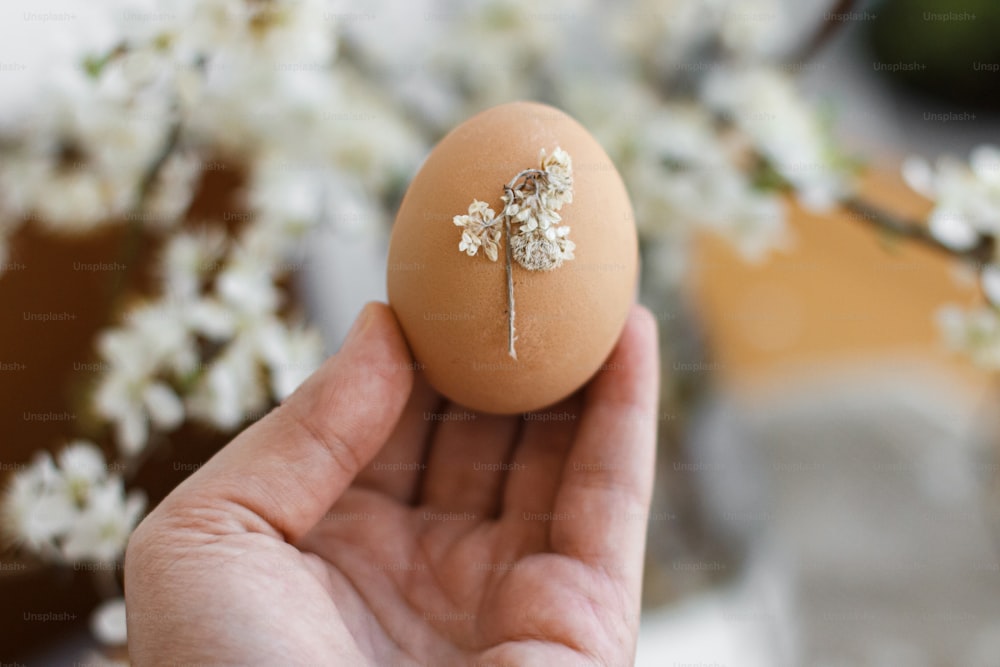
[842,198,994,266]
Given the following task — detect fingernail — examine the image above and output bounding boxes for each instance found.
[343,303,373,349]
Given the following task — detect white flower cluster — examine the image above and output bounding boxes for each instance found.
[453,147,575,271]
[340,4,849,282]
[455,200,502,261]
[0,0,424,274]
[702,66,852,211]
[90,597,129,647]
[573,84,789,278]
[95,223,324,456]
[903,146,1000,254]
[615,0,794,68]
[909,146,1000,368]
[340,0,567,134]
[1,441,144,564]
[505,147,576,271]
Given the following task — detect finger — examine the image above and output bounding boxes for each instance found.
[419,406,521,518]
[501,395,581,523]
[354,372,442,504]
[151,302,414,543]
[550,305,659,583]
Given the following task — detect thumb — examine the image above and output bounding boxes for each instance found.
[151,302,414,542]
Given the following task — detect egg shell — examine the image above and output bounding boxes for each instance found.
[387,101,637,414]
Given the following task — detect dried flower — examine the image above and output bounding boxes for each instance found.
[453,146,574,357]
[453,200,502,261]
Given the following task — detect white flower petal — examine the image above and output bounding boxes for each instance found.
[981,266,1000,307]
[928,209,979,251]
[61,478,146,563]
[58,441,108,486]
[91,598,128,646]
[143,382,184,429]
[1,468,78,554]
[187,299,236,340]
[971,145,1000,186]
[902,156,935,197]
[116,408,148,457]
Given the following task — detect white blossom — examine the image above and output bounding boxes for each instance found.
[981,266,1000,307]
[94,305,191,456]
[540,147,573,207]
[507,147,576,271]
[185,297,240,341]
[611,0,794,77]
[215,237,286,321]
[256,321,324,400]
[702,66,851,211]
[937,305,1000,370]
[186,337,267,429]
[453,148,576,271]
[143,149,203,228]
[718,0,793,59]
[615,101,790,268]
[34,174,113,231]
[928,208,979,251]
[90,597,128,646]
[700,177,788,263]
[382,0,561,115]
[903,146,1000,250]
[58,441,110,499]
[1,442,143,565]
[1,453,76,555]
[61,477,146,563]
[454,200,502,261]
[161,228,228,300]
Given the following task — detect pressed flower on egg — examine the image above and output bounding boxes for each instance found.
[452,146,575,358]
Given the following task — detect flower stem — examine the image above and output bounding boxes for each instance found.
[107,118,183,314]
[505,214,517,359]
[496,168,549,359]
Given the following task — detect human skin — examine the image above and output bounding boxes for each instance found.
[124,302,660,666]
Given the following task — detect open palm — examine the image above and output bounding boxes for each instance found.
[125,303,659,666]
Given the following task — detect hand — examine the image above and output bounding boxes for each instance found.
[125,302,659,666]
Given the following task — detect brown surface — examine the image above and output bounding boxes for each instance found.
[387,102,638,414]
[689,169,991,395]
[0,166,243,661]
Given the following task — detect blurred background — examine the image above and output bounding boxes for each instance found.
[1,0,999,665]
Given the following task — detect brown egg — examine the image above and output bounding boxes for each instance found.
[386,101,637,414]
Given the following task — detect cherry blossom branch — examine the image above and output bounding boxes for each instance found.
[842,198,995,266]
[109,118,184,310]
[135,119,183,212]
